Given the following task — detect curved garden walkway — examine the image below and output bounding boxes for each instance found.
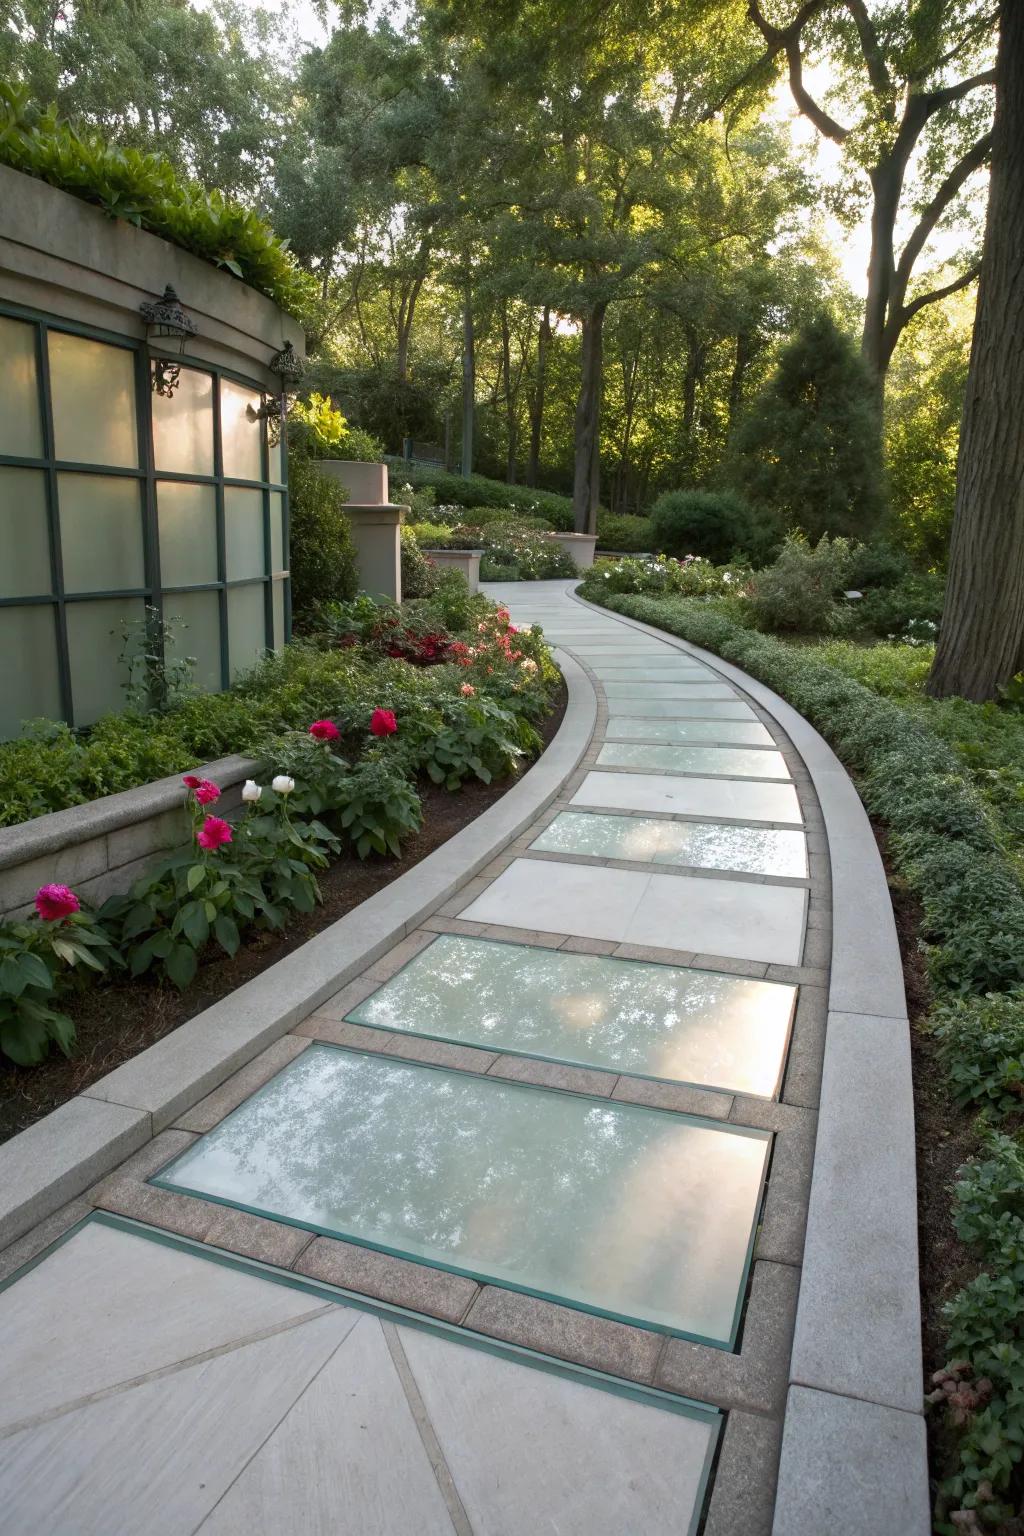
[0,580,924,1536]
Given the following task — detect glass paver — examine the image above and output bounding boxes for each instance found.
[533,809,808,878]
[596,742,791,779]
[156,1045,771,1346]
[611,699,756,718]
[602,682,738,700]
[607,716,775,746]
[347,934,796,1095]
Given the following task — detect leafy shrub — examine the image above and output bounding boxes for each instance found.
[595,513,654,552]
[580,554,750,602]
[0,899,118,1065]
[929,992,1024,1115]
[852,574,944,640]
[0,82,313,317]
[287,444,358,619]
[475,518,576,580]
[327,759,422,857]
[650,489,760,564]
[400,527,440,598]
[384,462,576,530]
[846,539,912,591]
[747,533,853,634]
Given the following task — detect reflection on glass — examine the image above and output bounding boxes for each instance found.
[533,810,807,880]
[151,366,214,476]
[227,581,267,677]
[67,598,143,724]
[225,488,265,580]
[272,578,286,648]
[157,1045,770,1345]
[163,589,221,692]
[350,935,796,1096]
[57,474,144,593]
[268,428,283,484]
[220,379,263,481]
[0,469,51,598]
[599,700,754,719]
[269,492,285,574]
[48,331,138,468]
[0,317,43,458]
[596,742,790,780]
[0,606,62,736]
[602,682,735,700]
[157,481,218,587]
[607,717,774,746]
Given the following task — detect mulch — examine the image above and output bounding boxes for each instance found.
[0,682,567,1145]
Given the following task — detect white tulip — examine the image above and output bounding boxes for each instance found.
[241,779,262,803]
[272,775,295,795]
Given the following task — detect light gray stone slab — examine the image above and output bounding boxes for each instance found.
[460,858,806,964]
[400,1323,718,1536]
[572,770,802,824]
[0,1096,151,1249]
[199,1314,458,1535]
[0,1219,328,1430]
[789,1012,922,1413]
[607,715,775,746]
[771,1387,929,1536]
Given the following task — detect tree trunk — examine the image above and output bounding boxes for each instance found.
[927,8,1024,702]
[500,303,518,483]
[572,304,606,534]
[461,286,475,478]
[728,332,754,431]
[526,305,551,488]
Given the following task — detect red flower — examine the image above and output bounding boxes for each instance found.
[182,774,202,789]
[35,883,80,922]
[193,779,221,806]
[309,719,341,743]
[370,708,398,737]
[197,816,233,850]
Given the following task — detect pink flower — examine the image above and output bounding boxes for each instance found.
[370,708,397,737]
[197,816,233,850]
[309,719,340,743]
[35,883,80,922]
[193,779,220,806]
[460,683,476,696]
[182,774,202,789]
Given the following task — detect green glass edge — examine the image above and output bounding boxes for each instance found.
[345,931,797,1101]
[151,1040,773,1351]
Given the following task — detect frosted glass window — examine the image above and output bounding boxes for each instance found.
[0,469,51,598]
[66,598,143,725]
[0,606,62,737]
[269,492,285,574]
[48,332,138,468]
[151,366,214,476]
[227,582,266,677]
[268,428,283,484]
[163,589,222,693]
[157,481,218,587]
[57,475,144,593]
[220,379,263,481]
[225,488,265,580]
[272,578,286,648]
[0,317,43,458]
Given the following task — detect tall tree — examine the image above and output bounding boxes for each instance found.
[928,4,1024,701]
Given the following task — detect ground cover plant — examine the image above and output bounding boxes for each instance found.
[582,585,1024,1531]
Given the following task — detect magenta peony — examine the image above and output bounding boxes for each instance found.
[197,816,233,850]
[34,883,81,922]
[369,708,398,737]
[309,719,341,743]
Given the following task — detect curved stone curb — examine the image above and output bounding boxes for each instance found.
[0,655,597,1252]
[570,589,928,1535]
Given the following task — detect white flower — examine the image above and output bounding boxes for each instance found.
[272,775,295,795]
[520,658,538,673]
[241,779,263,803]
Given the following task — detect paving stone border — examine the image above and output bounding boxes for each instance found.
[0,653,597,1251]
[570,589,926,1536]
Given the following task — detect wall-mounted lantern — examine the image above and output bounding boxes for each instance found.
[140,285,197,398]
[252,341,306,425]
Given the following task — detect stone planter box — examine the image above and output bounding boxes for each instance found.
[547,532,599,570]
[316,460,389,506]
[423,549,482,593]
[316,461,405,602]
[0,756,254,919]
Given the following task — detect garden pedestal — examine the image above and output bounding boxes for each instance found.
[423,549,482,593]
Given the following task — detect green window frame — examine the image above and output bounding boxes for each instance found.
[0,301,291,730]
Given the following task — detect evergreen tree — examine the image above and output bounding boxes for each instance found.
[728,313,887,542]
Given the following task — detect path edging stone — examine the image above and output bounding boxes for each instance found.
[0,652,596,1253]
[570,589,925,1535]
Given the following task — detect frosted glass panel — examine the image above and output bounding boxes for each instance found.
[58,475,144,593]
[157,1045,771,1345]
[227,581,266,677]
[0,317,43,458]
[66,598,143,725]
[0,469,51,598]
[220,379,263,481]
[533,810,808,879]
[157,481,218,587]
[350,935,797,1097]
[225,488,265,580]
[49,332,138,468]
[0,606,62,737]
[163,589,221,692]
[268,428,283,484]
[269,492,285,574]
[272,578,286,648]
[151,366,214,476]
[596,742,791,779]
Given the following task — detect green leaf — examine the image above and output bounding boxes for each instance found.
[186,863,206,892]
[0,956,27,997]
[213,914,240,957]
[180,902,210,949]
[164,942,198,990]
[17,952,54,992]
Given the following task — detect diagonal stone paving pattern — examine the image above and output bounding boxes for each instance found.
[0,579,833,1535]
